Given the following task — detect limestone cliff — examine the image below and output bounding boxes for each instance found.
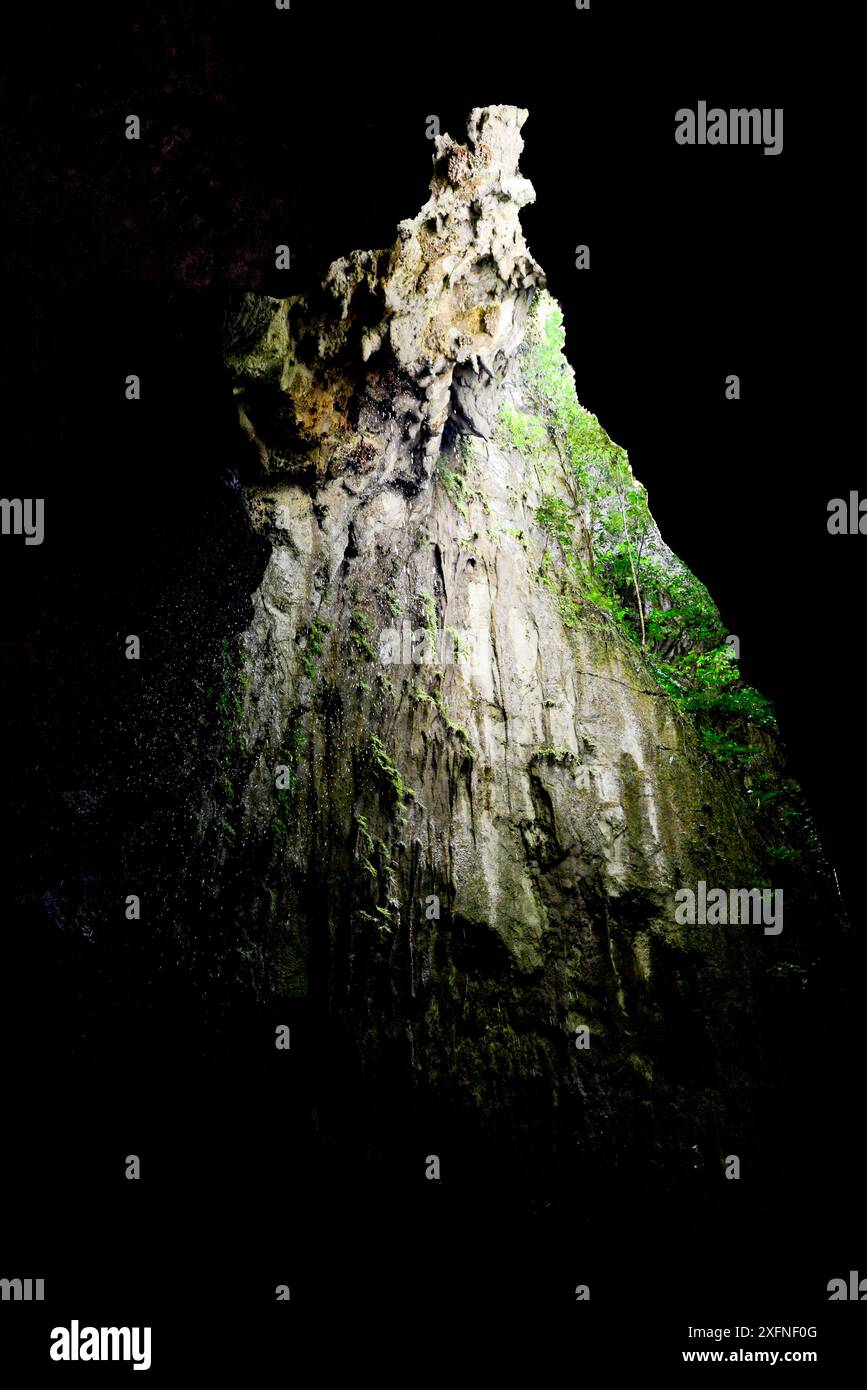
[185,106,840,1185]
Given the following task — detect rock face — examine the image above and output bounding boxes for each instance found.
[225,105,543,490]
[204,106,839,1186]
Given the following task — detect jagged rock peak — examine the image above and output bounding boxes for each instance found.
[326,104,544,370]
[225,105,545,483]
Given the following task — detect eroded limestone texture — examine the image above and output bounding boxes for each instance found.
[205,106,840,1180]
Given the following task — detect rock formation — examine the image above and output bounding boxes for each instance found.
[188,105,844,1192]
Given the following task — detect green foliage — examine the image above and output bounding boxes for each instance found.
[436,447,491,521]
[537,549,582,630]
[353,814,398,935]
[216,636,249,757]
[350,608,377,661]
[274,722,306,806]
[354,812,379,879]
[535,493,575,552]
[408,670,475,764]
[432,687,473,755]
[637,556,725,652]
[744,771,827,880]
[418,590,438,654]
[383,586,402,619]
[436,459,470,521]
[498,525,528,550]
[699,728,752,763]
[497,405,551,467]
[266,721,307,865]
[377,671,395,701]
[503,291,779,765]
[767,844,803,865]
[369,732,416,808]
[530,747,578,770]
[302,617,330,680]
[355,813,375,857]
[268,722,306,870]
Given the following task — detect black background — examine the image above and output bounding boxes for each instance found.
[0,1,861,1374]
